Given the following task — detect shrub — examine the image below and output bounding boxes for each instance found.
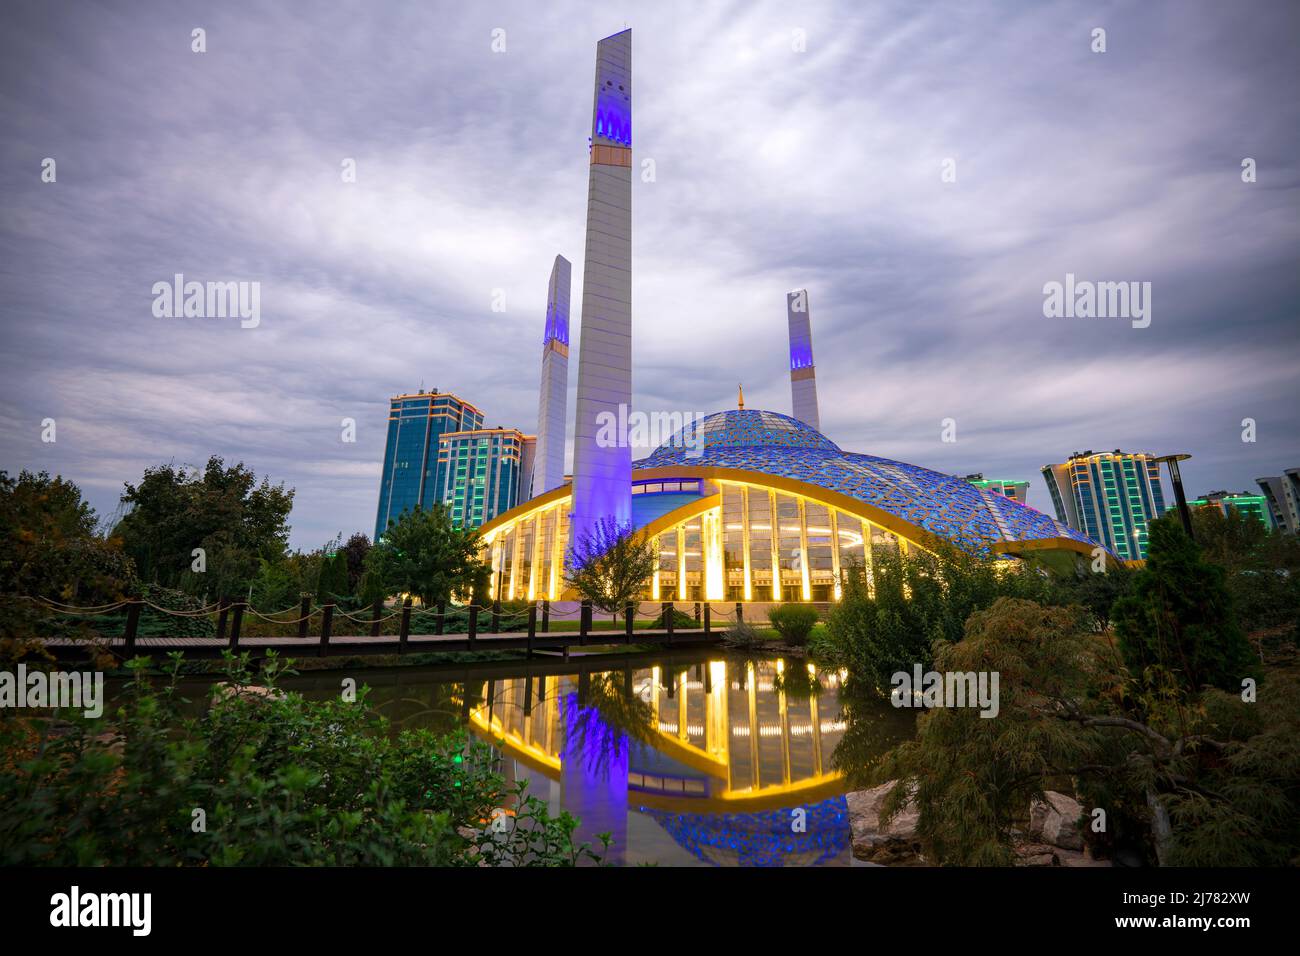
[721,619,766,649]
[0,651,605,866]
[767,603,819,645]
[648,606,700,630]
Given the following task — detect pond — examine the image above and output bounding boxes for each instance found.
[209,648,915,866]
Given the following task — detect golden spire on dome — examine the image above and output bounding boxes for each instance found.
[737,383,745,410]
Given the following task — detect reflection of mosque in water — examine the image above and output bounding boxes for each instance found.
[463,658,857,866]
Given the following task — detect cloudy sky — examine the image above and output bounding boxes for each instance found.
[2,0,1297,550]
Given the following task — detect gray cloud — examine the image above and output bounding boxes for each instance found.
[2,0,1297,548]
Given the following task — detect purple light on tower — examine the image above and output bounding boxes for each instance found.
[532,255,571,496]
[787,289,822,432]
[570,29,633,551]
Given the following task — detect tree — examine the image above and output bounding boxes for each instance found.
[1113,514,1254,695]
[339,533,371,592]
[563,518,656,615]
[115,457,293,597]
[315,550,350,605]
[825,544,1055,693]
[858,596,1300,866]
[1187,505,1300,646]
[0,471,137,654]
[365,506,485,607]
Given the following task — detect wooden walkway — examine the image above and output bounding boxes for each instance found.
[41,627,723,662]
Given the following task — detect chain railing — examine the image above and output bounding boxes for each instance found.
[18,592,745,657]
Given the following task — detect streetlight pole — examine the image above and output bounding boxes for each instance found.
[1155,453,1194,541]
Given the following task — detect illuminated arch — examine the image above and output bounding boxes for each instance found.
[476,464,1102,603]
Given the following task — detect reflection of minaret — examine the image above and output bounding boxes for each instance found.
[560,692,628,866]
[532,255,571,497]
[787,289,821,432]
[570,29,633,549]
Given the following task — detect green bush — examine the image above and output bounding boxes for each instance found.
[767,603,819,645]
[0,652,605,866]
[648,606,701,630]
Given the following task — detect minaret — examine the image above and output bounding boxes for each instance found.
[569,29,633,550]
[787,288,821,432]
[532,255,571,497]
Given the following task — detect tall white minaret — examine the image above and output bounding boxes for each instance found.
[787,288,821,432]
[569,29,633,549]
[532,255,571,497]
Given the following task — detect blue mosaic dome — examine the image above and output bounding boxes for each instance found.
[638,408,1103,555]
[645,409,840,459]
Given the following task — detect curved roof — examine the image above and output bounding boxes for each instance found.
[648,408,840,457]
[639,409,1100,554]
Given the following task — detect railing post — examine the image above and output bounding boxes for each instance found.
[319,603,334,657]
[527,604,537,659]
[123,599,142,656]
[492,599,501,634]
[694,601,701,623]
[215,596,229,642]
[579,599,592,646]
[467,605,478,649]
[541,599,550,632]
[736,602,744,624]
[663,601,674,638]
[370,597,383,638]
[703,602,711,635]
[625,601,634,639]
[399,596,412,652]
[435,601,445,636]
[229,601,245,651]
[297,594,311,639]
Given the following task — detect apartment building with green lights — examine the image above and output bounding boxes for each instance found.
[374,390,484,540]
[1181,490,1274,529]
[437,428,534,529]
[961,474,1029,505]
[1041,450,1167,560]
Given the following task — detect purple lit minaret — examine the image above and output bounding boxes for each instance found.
[532,255,571,497]
[787,288,821,433]
[569,29,633,550]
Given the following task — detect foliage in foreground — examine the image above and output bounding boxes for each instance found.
[0,652,605,866]
[858,598,1298,867]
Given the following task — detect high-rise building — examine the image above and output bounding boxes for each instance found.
[437,428,532,530]
[1041,450,1167,560]
[375,390,483,539]
[786,289,821,433]
[1256,468,1300,534]
[1182,490,1274,529]
[962,474,1029,505]
[570,29,633,551]
[532,255,571,498]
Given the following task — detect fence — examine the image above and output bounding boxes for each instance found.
[18,595,827,659]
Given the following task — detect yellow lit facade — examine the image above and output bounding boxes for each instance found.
[479,470,931,603]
